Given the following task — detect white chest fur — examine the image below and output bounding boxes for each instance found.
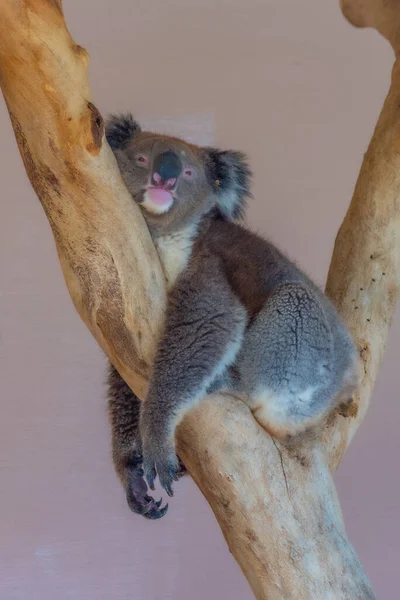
[155,225,197,288]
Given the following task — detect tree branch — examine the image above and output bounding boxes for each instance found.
[1,0,397,597]
[324,0,400,470]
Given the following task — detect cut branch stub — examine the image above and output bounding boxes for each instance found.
[341,0,400,54]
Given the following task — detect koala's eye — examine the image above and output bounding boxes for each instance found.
[184,168,193,178]
[136,155,148,166]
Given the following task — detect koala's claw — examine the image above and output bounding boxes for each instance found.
[144,464,157,491]
[156,463,179,497]
[163,478,174,498]
[143,497,169,520]
[125,455,169,520]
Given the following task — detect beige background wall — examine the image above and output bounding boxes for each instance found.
[0,1,398,598]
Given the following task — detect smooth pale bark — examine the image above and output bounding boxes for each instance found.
[0,0,398,597]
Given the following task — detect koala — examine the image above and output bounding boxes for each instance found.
[105,113,359,520]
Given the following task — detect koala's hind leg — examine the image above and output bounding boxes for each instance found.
[107,364,186,519]
[236,283,354,439]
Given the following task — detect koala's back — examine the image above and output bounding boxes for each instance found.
[194,218,319,316]
[188,217,359,437]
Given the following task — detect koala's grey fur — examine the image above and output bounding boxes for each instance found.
[105,113,359,519]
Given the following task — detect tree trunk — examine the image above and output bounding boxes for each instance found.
[0,0,398,597]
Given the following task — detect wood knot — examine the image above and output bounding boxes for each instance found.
[359,342,370,375]
[87,102,104,152]
[337,398,359,419]
[73,44,90,65]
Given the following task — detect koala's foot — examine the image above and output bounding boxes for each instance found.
[125,455,169,520]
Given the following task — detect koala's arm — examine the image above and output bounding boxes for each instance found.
[140,256,247,495]
[107,364,187,518]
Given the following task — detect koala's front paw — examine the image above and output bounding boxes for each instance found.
[125,455,169,520]
[142,437,180,497]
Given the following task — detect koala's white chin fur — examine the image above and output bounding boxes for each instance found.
[141,190,174,215]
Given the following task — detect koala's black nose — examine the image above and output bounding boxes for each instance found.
[152,151,182,187]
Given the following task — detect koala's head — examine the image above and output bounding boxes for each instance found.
[105,113,252,234]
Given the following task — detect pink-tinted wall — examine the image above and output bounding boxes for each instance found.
[0,1,398,598]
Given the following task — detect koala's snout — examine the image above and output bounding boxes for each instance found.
[151,151,182,190]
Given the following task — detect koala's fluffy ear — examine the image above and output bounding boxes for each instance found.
[105,113,141,149]
[204,148,252,220]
